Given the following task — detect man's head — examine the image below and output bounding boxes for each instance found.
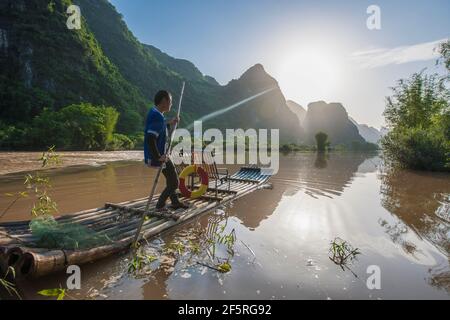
[154,90,172,112]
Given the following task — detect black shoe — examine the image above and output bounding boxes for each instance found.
[170,201,190,210]
[155,206,170,214]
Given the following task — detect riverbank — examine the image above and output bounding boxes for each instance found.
[0,151,143,176]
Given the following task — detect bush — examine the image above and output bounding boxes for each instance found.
[381,41,449,171]
[31,103,119,150]
[129,133,145,149]
[382,72,449,171]
[107,133,135,151]
[116,110,143,134]
[382,126,449,171]
[0,123,29,150]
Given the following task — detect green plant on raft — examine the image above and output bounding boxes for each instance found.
[38,145,61,167]
[24,148,62,217]
[30,192,58,217]
[0,147,61,220]
[0,148,105,252]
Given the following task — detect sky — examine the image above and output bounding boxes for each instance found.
[109,0,449,129]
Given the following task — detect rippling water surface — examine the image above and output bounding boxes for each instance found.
[0,152,449,300]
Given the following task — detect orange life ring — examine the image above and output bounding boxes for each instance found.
[179,165,209,199]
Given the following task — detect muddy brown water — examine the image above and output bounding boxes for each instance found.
[0,152,449,300]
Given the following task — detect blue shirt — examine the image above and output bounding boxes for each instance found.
[144,107,167,166]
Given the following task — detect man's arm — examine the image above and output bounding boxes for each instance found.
[146,133,162,164]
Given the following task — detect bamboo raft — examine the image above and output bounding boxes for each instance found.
[0,167,271,279]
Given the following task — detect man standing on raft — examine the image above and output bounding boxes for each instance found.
[144,90,189,213]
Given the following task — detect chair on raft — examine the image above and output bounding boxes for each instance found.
[172,150,231,199]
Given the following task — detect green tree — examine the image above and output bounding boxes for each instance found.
[31,103,120,150]
[117,110,143,134]
[382,42,450,171]
[438,40,450,74]
[108,133,135,151]
[315,132,329,152]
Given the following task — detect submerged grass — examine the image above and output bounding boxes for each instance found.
[0,267,20,299]
[126,209,239,276]
[329,237,361,276]
[127,242,158,274]
[38,288,67,300]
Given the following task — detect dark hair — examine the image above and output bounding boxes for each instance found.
[154,90,171,106]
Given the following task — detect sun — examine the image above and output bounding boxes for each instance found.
[275,46,343,106]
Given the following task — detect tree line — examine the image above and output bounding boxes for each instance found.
[0,103,143,151]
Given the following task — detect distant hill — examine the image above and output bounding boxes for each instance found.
[74,0,223,128]
[286,100,377,146]
[286,100,307,126]
[144,44,219,85]
[217,64,304,143]
[303,101,365,145]
[350,118,382,144]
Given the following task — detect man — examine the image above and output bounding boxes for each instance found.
[144,90,189,213]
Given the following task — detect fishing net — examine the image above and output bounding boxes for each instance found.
[30,215,115,250]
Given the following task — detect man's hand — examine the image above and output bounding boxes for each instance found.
[168,116,180,127]
[159,155,169,163]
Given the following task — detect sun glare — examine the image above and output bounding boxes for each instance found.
[275,46,344,106]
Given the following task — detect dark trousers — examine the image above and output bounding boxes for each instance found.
[156,160,180,208]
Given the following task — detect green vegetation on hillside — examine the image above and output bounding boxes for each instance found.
[0,103,136,151]
[0,0,150,150]
[0,0,148,131]
[382,41,450,172]
[74,0,223,128]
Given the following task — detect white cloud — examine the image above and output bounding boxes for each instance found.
[351,38,447,69]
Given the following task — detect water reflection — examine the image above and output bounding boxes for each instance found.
[314,152,328,169]
[2,152,450,299]
[380,169,450,255]
[231,153,377,231]
[292,152,375,199]
[429,264,450,294]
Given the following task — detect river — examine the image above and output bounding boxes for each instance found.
[0,152,449,300]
